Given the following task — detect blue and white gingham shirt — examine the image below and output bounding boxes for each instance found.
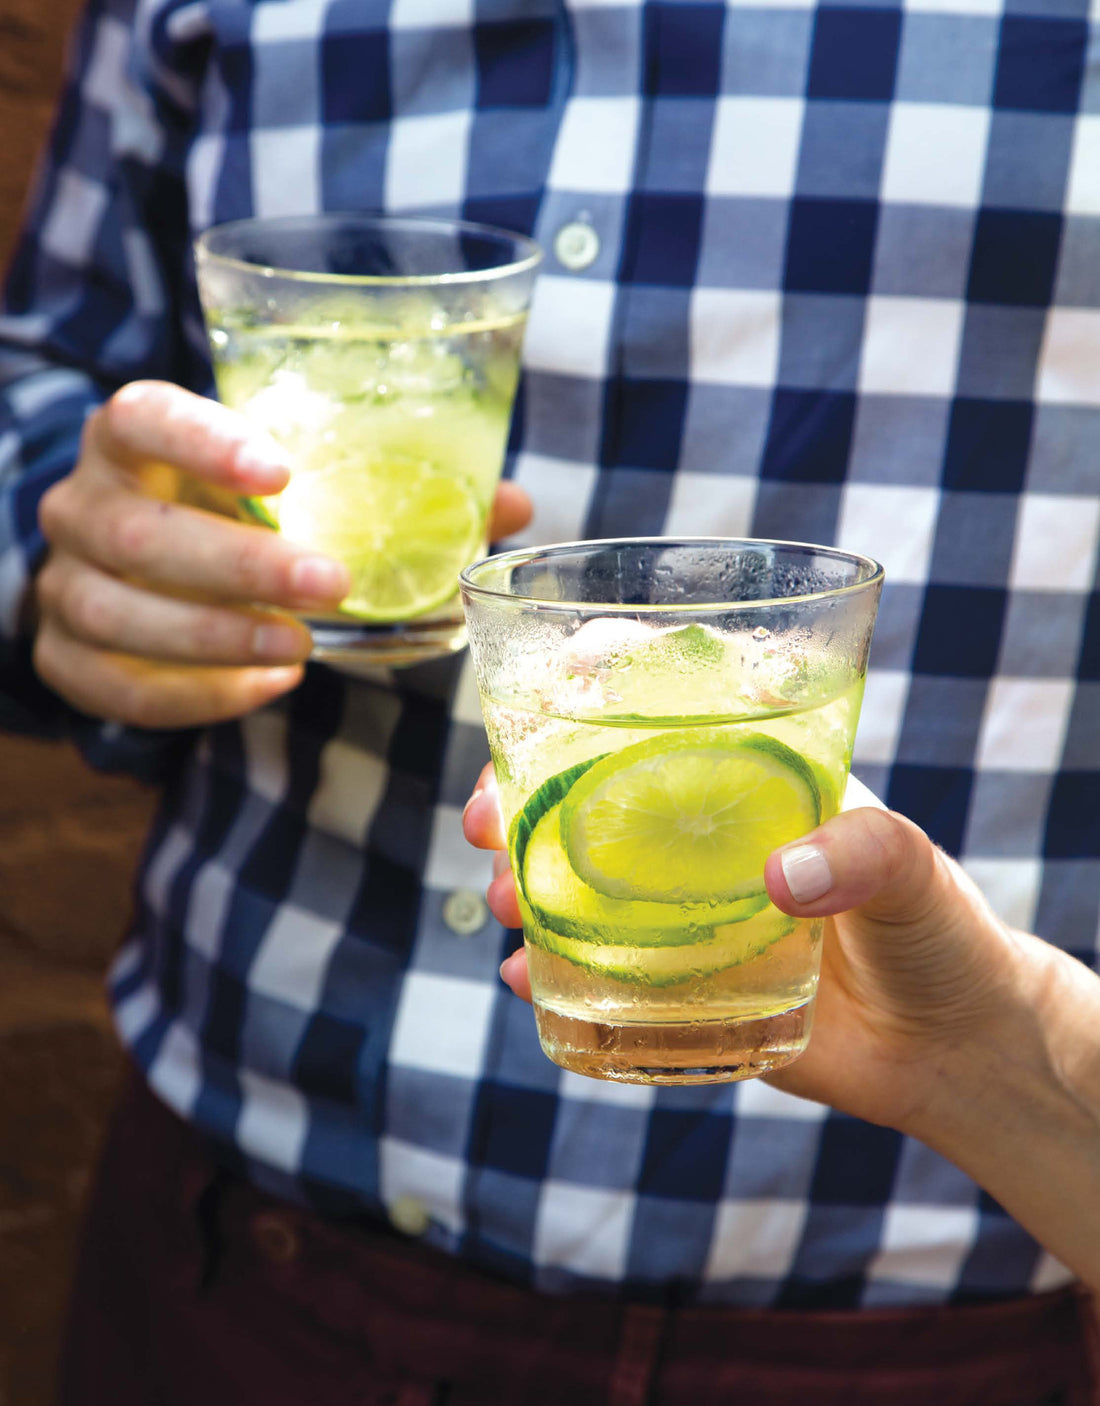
[1,0,1098,1308]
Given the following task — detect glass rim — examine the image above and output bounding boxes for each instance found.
[460,537,886,613]
[193,212,543,287]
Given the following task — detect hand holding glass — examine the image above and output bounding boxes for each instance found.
[195,214,540,666]
[461,539,883,1084]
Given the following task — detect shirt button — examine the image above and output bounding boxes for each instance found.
[442,887,488,936]
[250,1211,301,1265]
[554,220,600,272]
[387,1195,431,1237]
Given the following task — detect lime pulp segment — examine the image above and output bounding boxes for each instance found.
[217,313,524,626]
[560,731,823,905]
[242,455,483,623]
[520,802,770,946]
[511,743,809,986]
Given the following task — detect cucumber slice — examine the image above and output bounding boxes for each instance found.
[531,904,797,987]
[518,801,769,947]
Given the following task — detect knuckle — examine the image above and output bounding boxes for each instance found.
[33,557,63,616]
[100,384,144,445]
[99,381,176,459]
[187,608,240,660]
[100,500,155,570]
[115,673,164,730]
[105,379,161,424]
[37,482,66,541]
[233,534,282,598]
[866,809,918,887]
[64,576,118,644]
[38,476,87,546]
[31,624,62,688]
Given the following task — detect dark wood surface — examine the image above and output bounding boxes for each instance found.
[0,5,157,1400]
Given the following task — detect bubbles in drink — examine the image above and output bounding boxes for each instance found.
[479,610,865,1083]
[206,305,526,643]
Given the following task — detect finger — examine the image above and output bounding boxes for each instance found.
[37,555,313,665]
[88,382,291,496]
[461,764,507,850]
[487,480,532,542]
[34,624,304,730]
[41,481,349,610]
[487,866,522,929]
[499,946,532,1004]
[765,806,964,929]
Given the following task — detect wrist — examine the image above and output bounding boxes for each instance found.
[902,933,1044,1146]
[908,935,1100,1290]
[908,933,1080,1145]
[1032,937,1100,1142]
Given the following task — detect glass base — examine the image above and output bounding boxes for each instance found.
[307,613,468,669]
[533,999,813,1085]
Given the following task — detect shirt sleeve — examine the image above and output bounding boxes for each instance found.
[0,0,213,780]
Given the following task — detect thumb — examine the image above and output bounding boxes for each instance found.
[765,807,1007,1025]
[765,806,995,950]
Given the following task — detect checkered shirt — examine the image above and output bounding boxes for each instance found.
[0,0,1097,1308]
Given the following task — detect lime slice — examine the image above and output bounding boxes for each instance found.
[243,455,483,623]
[532,905,795,987]
[520,802,769,947]
[560,731,821,905]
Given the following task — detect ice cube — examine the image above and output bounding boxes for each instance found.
[560,617,655,672]
[244,368,336,439]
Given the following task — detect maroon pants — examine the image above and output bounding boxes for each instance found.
[59,1071,1100,1406]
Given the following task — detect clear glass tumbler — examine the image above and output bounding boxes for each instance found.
[461,538,883,1084]
[195,214,541,667]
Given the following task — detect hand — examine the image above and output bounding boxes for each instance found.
[464,765,1100,1293]
[757,806,1033,1131]
[34,381,531,729]
[462,764,1038,1132]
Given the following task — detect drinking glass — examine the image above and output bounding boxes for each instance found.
[195,214,541,666]
[461,538,883,1084]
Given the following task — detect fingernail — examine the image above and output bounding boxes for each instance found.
[290,556,348,600]
[262,665,304,693]
[780,843,833,904]
[235,440,291,490]
[253,622,305,661]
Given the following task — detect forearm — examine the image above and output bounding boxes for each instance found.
[910,936,1100,1292]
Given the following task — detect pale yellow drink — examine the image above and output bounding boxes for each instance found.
[208,310,524,654]
[195,214,540,666]
[461,541,883,1085]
